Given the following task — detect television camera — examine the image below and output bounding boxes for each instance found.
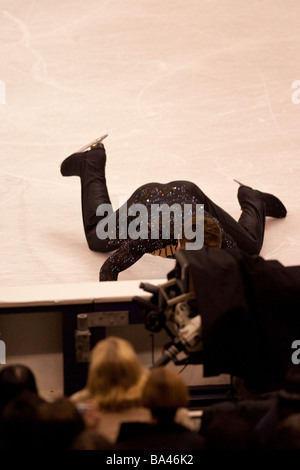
[133,250,203,368]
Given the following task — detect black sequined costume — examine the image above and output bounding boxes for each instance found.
[60,144,286,281]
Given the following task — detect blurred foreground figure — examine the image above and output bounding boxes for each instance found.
[116,367,205,450]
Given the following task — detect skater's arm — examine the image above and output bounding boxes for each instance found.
[99,238,165,281]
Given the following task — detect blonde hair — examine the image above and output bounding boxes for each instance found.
[86,336,148,412]
[180,216,222,250]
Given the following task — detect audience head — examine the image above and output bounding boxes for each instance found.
[273,413,300,450]
[277,366,300,420]
[71,429,113,450]
[35,396,85,450]
[279,366,300,401]
[142,367,189,423]
[203,412,254,450]
[86,336,148,411]
[0,390,45,450]
[0,364,38,414]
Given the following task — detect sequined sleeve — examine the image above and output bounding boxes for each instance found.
[99,237,166,281]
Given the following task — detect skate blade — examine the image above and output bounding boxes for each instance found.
[77,134,108,153]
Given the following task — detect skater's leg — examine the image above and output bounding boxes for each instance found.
[235,183,287,254]
[236,186,266,254]
[80,146,116,251]
[185,182,267,255]
[61,142,120,252]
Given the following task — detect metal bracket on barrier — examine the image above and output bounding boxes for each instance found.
[74,311,129,363]
[84,310,129,327]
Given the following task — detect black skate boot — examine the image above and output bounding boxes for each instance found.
[234,179,287,218]
[60,134,108,177]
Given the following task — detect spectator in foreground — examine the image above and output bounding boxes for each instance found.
[116,366,205,450]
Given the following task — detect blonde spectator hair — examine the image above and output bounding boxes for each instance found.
[86,336,148,411]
